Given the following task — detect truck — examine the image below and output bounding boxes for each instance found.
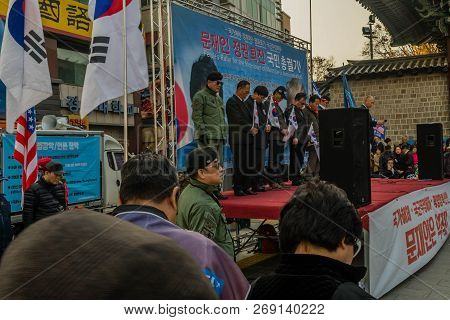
[0,121,124,229]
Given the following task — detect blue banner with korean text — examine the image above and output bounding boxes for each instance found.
[172,4,309,170]
[2,134,101,213]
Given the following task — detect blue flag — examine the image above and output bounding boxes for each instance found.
[312,81,321,98]
[342,75,357,108]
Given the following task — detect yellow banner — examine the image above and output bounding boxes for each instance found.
[0,0,92,40]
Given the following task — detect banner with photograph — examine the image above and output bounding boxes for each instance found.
[172,4,309,170]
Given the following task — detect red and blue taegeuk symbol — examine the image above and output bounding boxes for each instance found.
[8,0,25,48]
[93,0,133,20]
[271,107,277,117]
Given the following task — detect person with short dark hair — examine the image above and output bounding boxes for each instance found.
[191,71,227,199]
[22,161,67,228]
[0,209,217,299]
[247,180,373,300]
[226,80,255,196]
[319,95,330,110]
[113,153,249,299]
[177,148,235,258]
[380,144,393,172]
[263,86,289,189]
[380,158,399,179]
[284,92,307,185]
[302,94,321,179]
[245,85,270,192]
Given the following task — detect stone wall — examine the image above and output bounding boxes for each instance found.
[328,73,449,144]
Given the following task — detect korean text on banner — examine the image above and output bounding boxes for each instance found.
[368,182,450,298]
[172,4,309,170]
[2,134,102,213]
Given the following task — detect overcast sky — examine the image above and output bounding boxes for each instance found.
[282,0,372,66]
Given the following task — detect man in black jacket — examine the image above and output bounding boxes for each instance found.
[226,80,254,196]
[247,180,374,300]
[22,161,67,228]
[284,92,307,185]
[245,86,270,192]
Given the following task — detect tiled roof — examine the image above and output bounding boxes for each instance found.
[328,54,447,79]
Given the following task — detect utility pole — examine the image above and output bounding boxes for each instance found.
[362,15,376,60]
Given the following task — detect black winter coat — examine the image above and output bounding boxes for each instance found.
[247,254,374,300]
[226,95,254,146]
[22,178,67,228]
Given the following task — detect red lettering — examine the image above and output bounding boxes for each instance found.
[219,36,230,55]
[405,217,437,265]
[201,31,211,50]
[435,211,448,239]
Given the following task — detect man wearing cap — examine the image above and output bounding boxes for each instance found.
[177,147,234,258]
[263,86,289,189]
[191,71,227,200]
[22,161,67,228]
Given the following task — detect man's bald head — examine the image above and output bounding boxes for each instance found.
[364,96,375,108]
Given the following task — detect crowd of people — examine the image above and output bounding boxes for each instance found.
[1,72,449,300]
[192,71,324,198]
[371,136,450,179]
[0,149,373,300]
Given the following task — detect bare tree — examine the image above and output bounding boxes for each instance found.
[313,56,336,81]
[362,23,442,59]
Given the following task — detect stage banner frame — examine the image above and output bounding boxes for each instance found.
[368,182,449,298]
[172,4,309,170]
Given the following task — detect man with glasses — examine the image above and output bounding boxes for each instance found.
[247,180,373,300]
[177,147,234,258]
[191,71,227,199]
[113,153,249,299]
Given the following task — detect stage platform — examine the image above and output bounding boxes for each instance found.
[221,178,449,228]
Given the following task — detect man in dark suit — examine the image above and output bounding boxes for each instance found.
[226,80,254,196]
[284,92,308,185]
[245,86,270,192]
[360,95,384,143]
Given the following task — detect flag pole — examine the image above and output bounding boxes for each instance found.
[123,0,129,162]
[309,0,313,88]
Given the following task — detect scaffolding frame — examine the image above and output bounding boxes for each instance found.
[144,0,311,167]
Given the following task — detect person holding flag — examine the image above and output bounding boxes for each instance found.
[263,86,288,189]
[303,94,321,179]
[0,0,53,211]
[284,92,307,185]
[245,85,270,192]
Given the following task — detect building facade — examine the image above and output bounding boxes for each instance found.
[324,54,449,143]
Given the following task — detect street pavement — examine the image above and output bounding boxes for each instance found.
[381,237,450,300]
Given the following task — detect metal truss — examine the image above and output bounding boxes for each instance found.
[147,0,176,163]
[173,0,311,51]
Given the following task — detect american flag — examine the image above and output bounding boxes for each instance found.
[14,107,38,193]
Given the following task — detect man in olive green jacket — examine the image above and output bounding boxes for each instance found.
[177,147,234,258]
[191,72,227,162]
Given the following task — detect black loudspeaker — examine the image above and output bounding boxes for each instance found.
[319,108,371,208]
[417,123,443,180]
